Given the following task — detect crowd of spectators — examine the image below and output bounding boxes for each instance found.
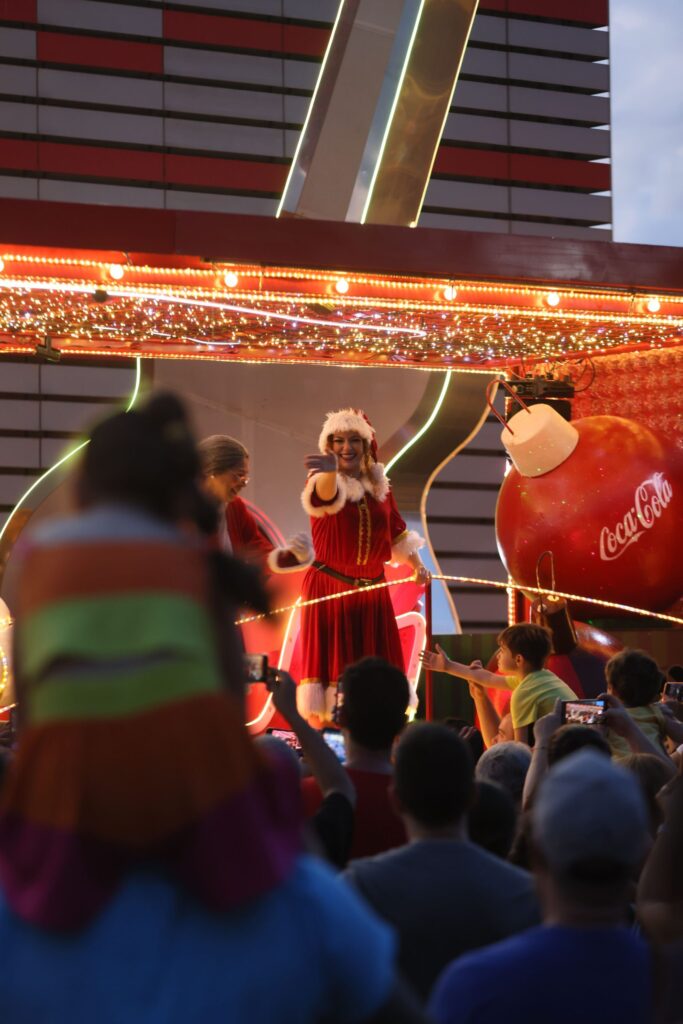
[0,392,682,1022]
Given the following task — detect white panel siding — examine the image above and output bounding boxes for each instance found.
[38,69,164,110]
[38,106,164,146]
[36,0,163,36]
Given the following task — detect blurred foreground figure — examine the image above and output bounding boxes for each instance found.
[0,394,425,1024]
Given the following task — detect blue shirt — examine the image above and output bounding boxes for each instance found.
[430,924,652,1024]
[0,856,395,1024]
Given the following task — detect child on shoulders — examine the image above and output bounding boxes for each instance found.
[605,649,683,760]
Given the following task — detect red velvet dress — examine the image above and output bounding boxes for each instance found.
[298,470,407,717]
[224,497,298,572]
[225,497,273,565]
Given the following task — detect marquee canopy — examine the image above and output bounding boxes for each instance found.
[1,198,681,372]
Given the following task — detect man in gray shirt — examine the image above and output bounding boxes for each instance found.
[344,723,540,1001]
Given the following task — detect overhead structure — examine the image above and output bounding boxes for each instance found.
[1,201,681,372]
[278,0,479,226]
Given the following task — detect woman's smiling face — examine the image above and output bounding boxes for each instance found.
[204,457,250,504]
[330,431,365,476]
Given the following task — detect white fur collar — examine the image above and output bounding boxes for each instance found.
[301,463,390,518]
[343,463,390,503]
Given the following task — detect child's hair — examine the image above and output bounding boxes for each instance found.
[78,393,269,616]
[496,623,553,671]
[78,392,216,534]
[605,649,664,707]
[547,724,611,766]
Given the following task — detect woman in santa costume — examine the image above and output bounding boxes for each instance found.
[199,434,313,574]
[299,409,429,721]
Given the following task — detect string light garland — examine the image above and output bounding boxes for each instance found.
[234,575,683,627]
[0,248,680,369]
[0,644,8,693]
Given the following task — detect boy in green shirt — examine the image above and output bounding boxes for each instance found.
[420,623,577,746]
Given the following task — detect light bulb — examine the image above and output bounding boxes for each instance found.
[108,264,125,280]
[546,291,560,308]
[223,271,239,288]
[646,298,660,313]
[443,285,457,301]
[335,278,349,295]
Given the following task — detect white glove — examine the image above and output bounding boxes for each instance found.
[286,532,313,564]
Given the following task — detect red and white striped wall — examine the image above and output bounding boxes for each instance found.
[0,0,611,237]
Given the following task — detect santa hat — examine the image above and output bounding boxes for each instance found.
[318,408,377,459]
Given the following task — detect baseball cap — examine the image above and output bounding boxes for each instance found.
[533,749,648,873]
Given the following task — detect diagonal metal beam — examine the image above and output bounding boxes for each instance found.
[278,0,479,227]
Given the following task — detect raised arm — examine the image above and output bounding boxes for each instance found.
[658,702,683,747]
[637,765,683,942]
[303,453,338,502]
[466,681,506,749]
[419,644,511,689]
[522,700,563,809]
[269,669,355,807]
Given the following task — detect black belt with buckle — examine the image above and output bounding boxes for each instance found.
[313,561,384,588]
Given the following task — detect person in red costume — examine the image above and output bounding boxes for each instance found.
[299,409,429,722]
[199,434,313,574]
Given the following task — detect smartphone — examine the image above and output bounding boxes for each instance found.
[664,682,683,701]
[244,653,268,683]
[266,728,303,756]
[561,698,606,726]
[322,728,346,764]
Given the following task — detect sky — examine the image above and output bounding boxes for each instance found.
[610,0,683,246]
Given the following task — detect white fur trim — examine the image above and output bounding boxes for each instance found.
[302,465,390,517]
[266,545,314,574]
[318,409,374,454]
[296,682,338,722]
[301,474,348,517]
[391,529,424,564]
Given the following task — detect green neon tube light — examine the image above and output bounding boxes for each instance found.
[0,357,142,545]
[360,0,427,225]
[385,369,452,473]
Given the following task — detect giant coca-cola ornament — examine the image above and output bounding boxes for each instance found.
[495,404,683,616]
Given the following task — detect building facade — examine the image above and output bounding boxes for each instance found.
[0,0,611,236]
[0,0,612,631]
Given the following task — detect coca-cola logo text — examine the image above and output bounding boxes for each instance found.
[599,473,673,561]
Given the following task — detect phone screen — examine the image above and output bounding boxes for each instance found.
[664,682,683,701]
[244,653,268,683]
[266,728,303,755]
[322,729,346,764]
[561,699,606,726]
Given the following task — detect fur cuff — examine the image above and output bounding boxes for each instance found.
[391,529,424,564]
[301,474,347,518]
[296,681,338,722]
[302,465,390,518]
[266,546,314,574]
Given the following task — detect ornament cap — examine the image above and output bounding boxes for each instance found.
[503,403,579,477]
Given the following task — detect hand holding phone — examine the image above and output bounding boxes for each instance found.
[266,728,303,756]
[322,728,346,764]
[266,668,300,726]
[560,698,606,726]
[244,653,268,683]
[664,682,683,702]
